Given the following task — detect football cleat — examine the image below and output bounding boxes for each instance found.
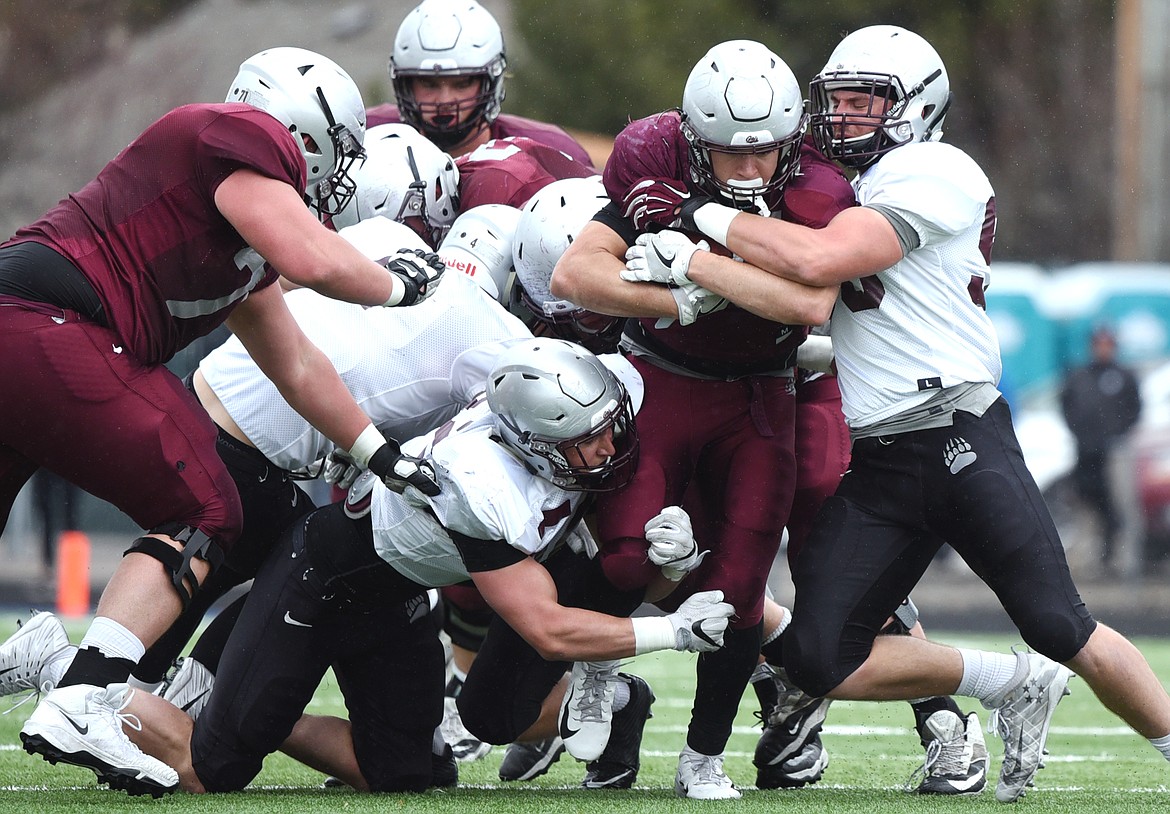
[158,657,214,722]
[907,710,987,795]
[439,696,492,762]
[20,683,179,797]
[498,736,564,782]
[752,664,832,789]
[989,651,1073,802]
[558,659,621,761]
[0,612,76,707]
[581,673,655,789]
[674,746,741,800]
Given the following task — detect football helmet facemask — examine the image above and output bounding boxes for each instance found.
[680,40,807,209]
[486,338,639,492]
[390,0,507,150]
[809,25,952,170]
[226,47,366,218]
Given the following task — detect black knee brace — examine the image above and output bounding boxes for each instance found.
[125,524,225,610]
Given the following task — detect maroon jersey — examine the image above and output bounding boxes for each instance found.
[598,112,855,374]
[5,104,294,364]
[455,136,597,209]
[366,105,595,169]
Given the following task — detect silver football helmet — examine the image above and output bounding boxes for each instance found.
[390,0,507,150]
[438,204,521,302]
[226,47,366,218]
[330,123,460,245]
[486,338,639,492]
[810,25,952,170]
[680,40,807,207]
[511,176,624,354]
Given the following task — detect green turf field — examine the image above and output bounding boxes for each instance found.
[1,618,1167,813]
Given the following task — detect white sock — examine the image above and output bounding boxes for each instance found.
[613,680,630,713]
[79,617,146,663]
[955,648,1021,707]
[1150,733,1170,762]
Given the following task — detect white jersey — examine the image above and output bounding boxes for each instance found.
[367,398,588,586]
[829,141,1002,429]
[199,218,533,470]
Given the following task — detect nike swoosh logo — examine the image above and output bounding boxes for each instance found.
[0,666,16,677]
[180,691,209,713]
[61,712,89,736]
[652,242,673,270]
[691,619,719,649]
[559,687,580,739]
[283,611,312,628]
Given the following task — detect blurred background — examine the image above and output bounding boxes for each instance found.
[2,0,1169,630]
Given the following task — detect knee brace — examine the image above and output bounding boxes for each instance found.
[125,524,225,610]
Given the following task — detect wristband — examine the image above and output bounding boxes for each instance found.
[381,273,406,307]
[631,616,676,655]
[691,202,740,247]
[347,424,385,470]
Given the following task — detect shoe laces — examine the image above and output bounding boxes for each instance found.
[576,662,620,724]
[2,679,51,715]
[682,751,727,786]
[904,727,967,790]
[103,685,145,735]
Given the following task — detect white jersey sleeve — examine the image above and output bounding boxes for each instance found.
[369,399,586,586]
[829,141,1002,429]
[198,220,532,470]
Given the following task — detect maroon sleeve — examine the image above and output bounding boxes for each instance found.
[601,111,690,203]
[194,106,306,201]
[365,103,404,129]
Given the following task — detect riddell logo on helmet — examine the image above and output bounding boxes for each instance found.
[445,257,481,278]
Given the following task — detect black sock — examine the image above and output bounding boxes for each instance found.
[910,695,963,742]
[687,622,762,755]
[59,646,134,689]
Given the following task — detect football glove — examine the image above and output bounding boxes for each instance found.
[382,248,446,306]
[322,448,362,491]
[621,177,713,233]
[666,280,728,327]
[621,230,709,287]
[367,438,441,497]
[667,590,734,653]
[645,506,708,581]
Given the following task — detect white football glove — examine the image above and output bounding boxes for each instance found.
[645,506,708,581]
[322,448,362,491]
[665,280,728,327]
[565,523,600,559]
[667,590,734,653]
[344,470,377,519]
[621,230,709,287]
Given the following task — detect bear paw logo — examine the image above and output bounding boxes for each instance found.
[944,437,977,474]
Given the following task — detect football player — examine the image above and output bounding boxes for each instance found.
[552,39,849,799]
[2,46,443,796]
[369,0,594,166]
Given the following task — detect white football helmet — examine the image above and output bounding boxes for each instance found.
[680,40,807,207]
[438,204,521,302]
[225,47,366,218]
[486,338,639,492]
[511,176,624,354]
[810,25,952,169]
[390,0,507,150]
[330,123,460,245]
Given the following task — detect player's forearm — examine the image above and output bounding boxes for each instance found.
[686,251,836,325]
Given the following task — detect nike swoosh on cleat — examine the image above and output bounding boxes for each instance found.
[690,619,719,649]
[559,687,580,739]
[61,713,89,736]
[283,611,312,628]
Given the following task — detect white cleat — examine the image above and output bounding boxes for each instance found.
[0,612,76,705]
[674,746,741,800]
[989,652,1073,802]
[558,659,620,761]
[20,682,179,797]
[159,657,215,721]
[439,696,492,762]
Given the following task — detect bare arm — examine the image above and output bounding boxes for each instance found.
[551,220,678,319]
[227,284,373,451]
[721,205,904,287]
[684,250,838,326]
[471,557,640,662]
[215,169,397,306]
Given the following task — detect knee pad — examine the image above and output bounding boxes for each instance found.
[125,524,225,610]
[442,592,493,652]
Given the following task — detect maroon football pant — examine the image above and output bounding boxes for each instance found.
[0,300,242,546]
[597,356,797,628]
